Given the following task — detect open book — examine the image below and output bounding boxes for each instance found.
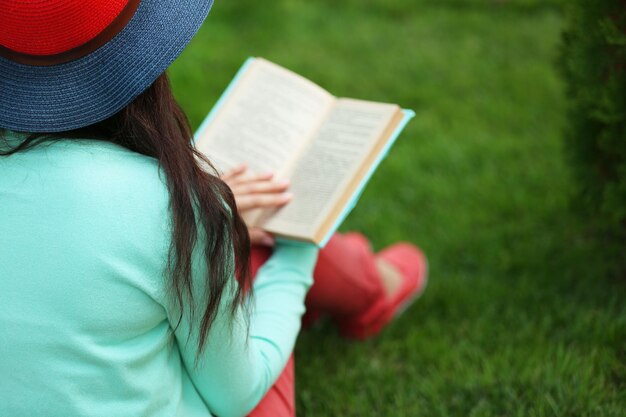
[195,57,414,246]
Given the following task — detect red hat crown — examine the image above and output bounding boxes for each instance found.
[0,0,135,56]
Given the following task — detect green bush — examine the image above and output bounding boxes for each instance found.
[560,0,626,253]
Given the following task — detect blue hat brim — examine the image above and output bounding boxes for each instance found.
[0,0,213,132]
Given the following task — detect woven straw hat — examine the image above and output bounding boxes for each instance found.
[0,0,213,132]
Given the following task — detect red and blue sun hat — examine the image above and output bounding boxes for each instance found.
[0,0,213,132]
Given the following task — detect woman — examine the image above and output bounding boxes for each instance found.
[0,1,427,416]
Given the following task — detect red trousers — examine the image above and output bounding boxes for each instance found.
[247,233,385,417]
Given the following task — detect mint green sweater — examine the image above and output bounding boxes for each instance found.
[0,132,318,417]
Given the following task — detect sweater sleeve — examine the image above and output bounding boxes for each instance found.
[168,240,318,417]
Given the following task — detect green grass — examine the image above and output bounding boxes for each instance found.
[169,1,626,415]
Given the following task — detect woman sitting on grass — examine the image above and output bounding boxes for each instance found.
[0,1,427,416]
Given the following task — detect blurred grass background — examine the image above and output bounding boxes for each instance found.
[169,1,626,415]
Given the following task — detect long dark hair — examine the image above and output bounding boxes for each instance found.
[0,73,252,355]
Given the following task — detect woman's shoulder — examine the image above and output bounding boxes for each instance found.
[60,139,171,221]
[2,135,172,239]
[10,137,168,201]
[1,135,174,292]
[49,138,164,182]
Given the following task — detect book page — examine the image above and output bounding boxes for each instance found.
[261,99,401,239]
[195,58,335,175]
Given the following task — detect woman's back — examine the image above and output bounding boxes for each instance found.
[0,132,320,417]
[0,135,189,416]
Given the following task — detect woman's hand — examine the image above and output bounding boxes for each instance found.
[221,163,292,246]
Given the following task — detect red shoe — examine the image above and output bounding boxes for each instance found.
[338,242,428,339]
